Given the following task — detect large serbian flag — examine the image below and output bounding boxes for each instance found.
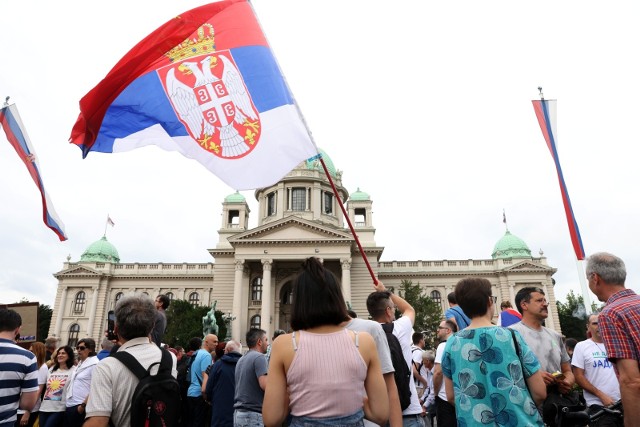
[70,0,318,190]
[1,103,68,241]
[532,99,585,260]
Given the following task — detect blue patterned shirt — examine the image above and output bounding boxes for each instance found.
[442,327,543,427]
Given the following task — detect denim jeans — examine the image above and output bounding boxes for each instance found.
[234,409,264,427]
[290,409,364,427]
[401,414,425,427]
[38,412,64,427]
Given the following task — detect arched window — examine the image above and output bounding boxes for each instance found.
[73,291,86,314]
[165,292,174,301]
[280,282,293,305]
[430,290,442,309]
[251,277,263,301]
[68,323,80,348]
[114,292,123,306]
[250,315,261,329]
[189,292,200,307]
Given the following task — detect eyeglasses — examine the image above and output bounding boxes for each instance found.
[76,346,87,351]
[437,326,450,330]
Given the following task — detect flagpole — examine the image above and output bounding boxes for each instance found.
[318,157,377,283]
[534,87,591,312]
[248,1,378,283]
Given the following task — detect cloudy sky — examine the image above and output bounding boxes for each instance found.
[1,0,639,309]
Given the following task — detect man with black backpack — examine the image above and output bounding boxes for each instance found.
[367,282,425,427]
[84,294,178,427]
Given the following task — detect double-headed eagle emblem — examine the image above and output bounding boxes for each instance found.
[165,53,260,158]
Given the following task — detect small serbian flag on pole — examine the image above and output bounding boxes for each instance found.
[1,103,68,241]
[532,96,585,260]
[70,0,318,190]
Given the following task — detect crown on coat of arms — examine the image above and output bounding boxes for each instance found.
[166,23,216,62]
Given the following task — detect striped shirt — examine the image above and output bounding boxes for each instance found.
[0,338,38,426]
[600,288,640,363]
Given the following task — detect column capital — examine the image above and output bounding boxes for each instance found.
[340,258,352,270]
[234,259,245,271]
[261,259,273,271]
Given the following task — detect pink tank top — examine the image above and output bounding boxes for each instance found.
[286,328,367,418]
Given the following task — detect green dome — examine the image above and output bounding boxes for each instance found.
[350,188,370,201]
[492,231,531,259]
[224,191,246,203]
[80,236,120,263]
[305,148,337,177]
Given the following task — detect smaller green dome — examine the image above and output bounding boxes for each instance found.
[225,191,246,203]
[350,188,370,201]
[305,148,337,177]
[80,236,120,263]
[492,231,531,259]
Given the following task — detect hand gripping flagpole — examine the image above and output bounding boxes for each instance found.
[248,1,378,284]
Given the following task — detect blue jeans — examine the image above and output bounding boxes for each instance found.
[290,409,364,427]
[38,412,64,427]
[64,405,86,427]
[402,414,425,427]
[234,409,263,427]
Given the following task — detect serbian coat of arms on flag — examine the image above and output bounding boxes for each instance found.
[158,23,261,159]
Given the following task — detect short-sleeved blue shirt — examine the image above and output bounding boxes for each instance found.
[442,327,543,427]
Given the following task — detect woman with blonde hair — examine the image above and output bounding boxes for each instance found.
[16,342,48,427]
[263,257,388,427]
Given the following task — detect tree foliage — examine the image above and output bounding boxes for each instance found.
[556,290,591,340]
[38,304,53,342]
[395,280,444,350]
[164,300,227,348]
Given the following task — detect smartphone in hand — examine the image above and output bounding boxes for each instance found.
[107,310,117,341]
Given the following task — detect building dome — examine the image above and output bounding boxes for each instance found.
[224,191,246,203]
[491,230,531,259]
[350,188,370,201]
[305,148,337,177]
[80,236,120,263]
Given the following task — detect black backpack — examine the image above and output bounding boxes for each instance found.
[111,349,181,427]
[381,322,412,410]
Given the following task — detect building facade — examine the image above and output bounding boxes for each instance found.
[48,152,561,346]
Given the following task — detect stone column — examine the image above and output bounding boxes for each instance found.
[341,258,352,305]
[54,287,68,337]
[260,259,273,338]
[232,259,245,341]
[86,285,100,337]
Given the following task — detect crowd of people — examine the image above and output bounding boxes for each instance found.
[0,251,638,427]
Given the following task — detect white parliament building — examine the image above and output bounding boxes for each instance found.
[48,151,562,346]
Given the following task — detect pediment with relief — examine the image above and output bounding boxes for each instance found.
[228,217,353,245]
[502,261,555,273]
[54,265,102,278]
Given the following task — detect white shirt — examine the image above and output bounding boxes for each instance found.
[434,341,447,400]
[66,355,99,406]
[571,339,620,406]
[392,316,422,415]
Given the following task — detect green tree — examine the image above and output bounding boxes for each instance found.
[556,290,590,340]
[395,280,443,350]
[165,300,209,348]
[38,304,53,342]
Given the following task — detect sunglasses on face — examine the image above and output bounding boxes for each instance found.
[76,346,87,351]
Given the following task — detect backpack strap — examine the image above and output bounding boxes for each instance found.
[112,348,172,380]
[381,322,394,334]
[111,351,149,380]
